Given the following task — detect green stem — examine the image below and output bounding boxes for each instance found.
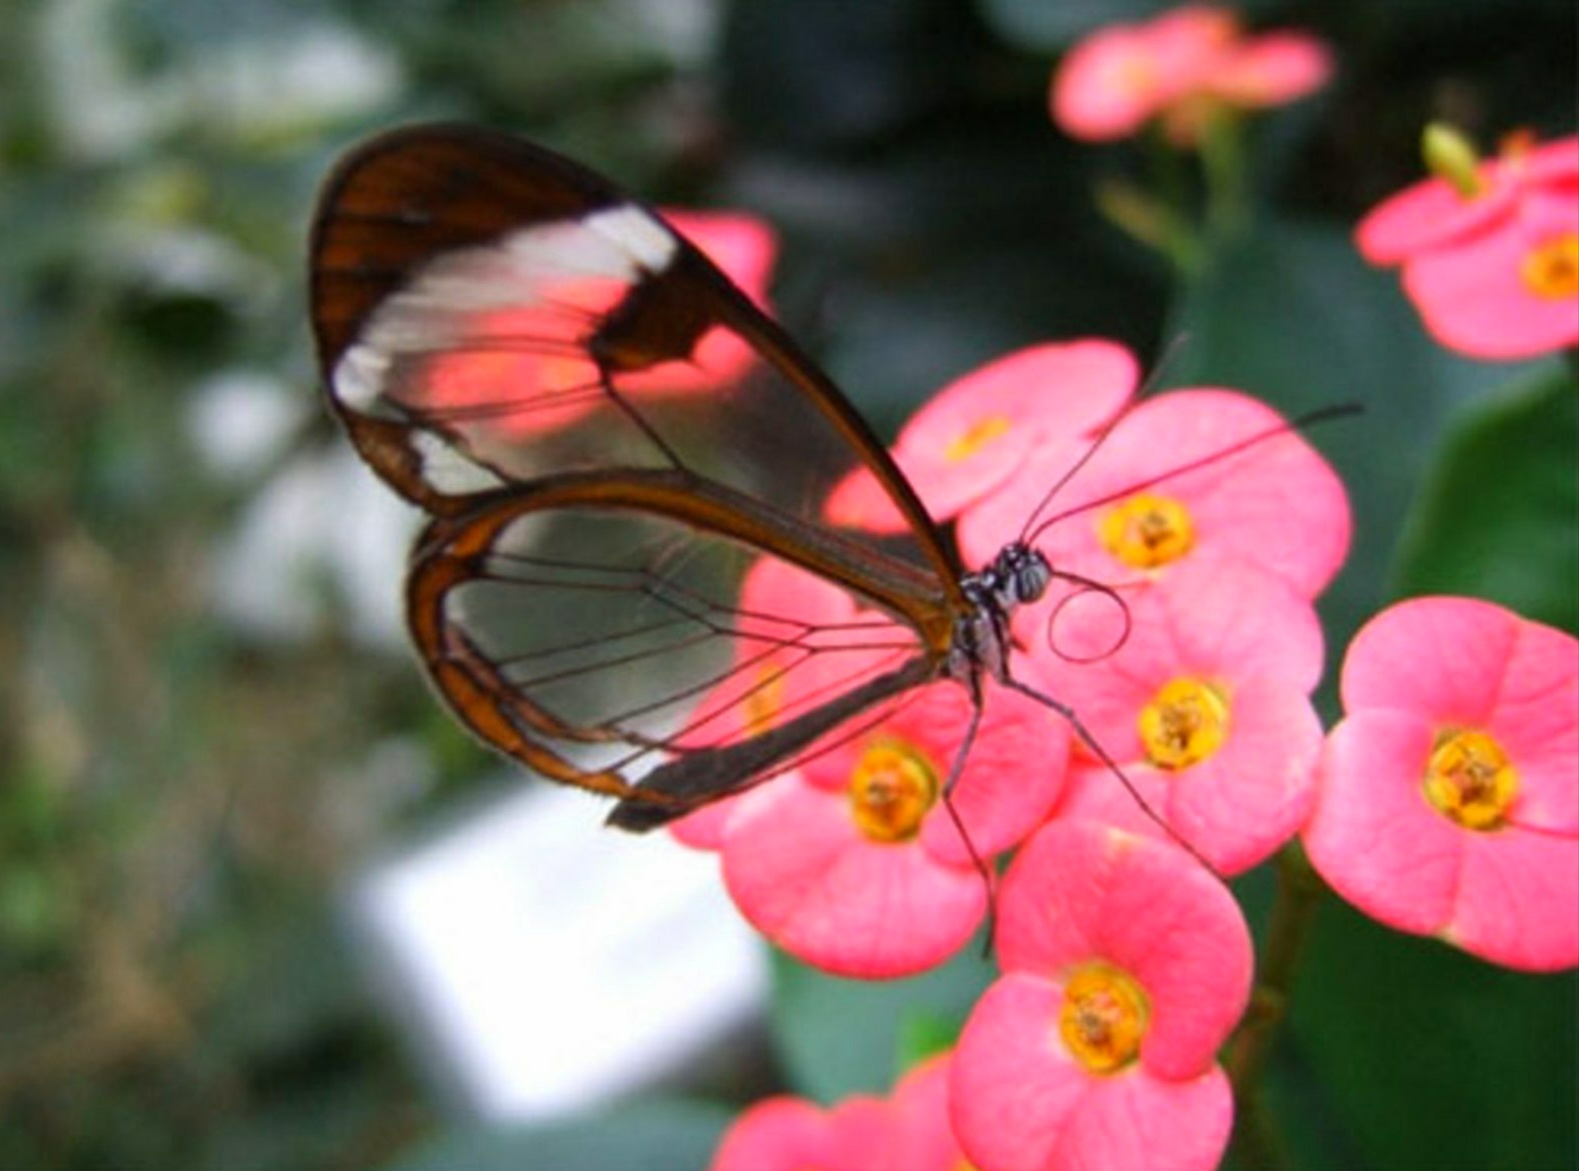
[1199,107,1250,244]
[1224,843,1327,1169]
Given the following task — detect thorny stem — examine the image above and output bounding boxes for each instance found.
[1224,842,1328,1171]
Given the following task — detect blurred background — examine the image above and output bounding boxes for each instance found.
[0,0,1573,1168]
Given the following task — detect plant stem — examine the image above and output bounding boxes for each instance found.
[1224,842,1327,1170]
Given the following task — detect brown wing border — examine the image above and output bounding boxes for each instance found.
[309,123,966,596]
[406,467,954,820]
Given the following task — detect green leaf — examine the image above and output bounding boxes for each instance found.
[1289,898,1578,1171]
[1390,366,1579,631]
[382,1100,732,1171]
[769,944,994,1101]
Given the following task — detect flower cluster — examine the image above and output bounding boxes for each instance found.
[692,329,1574,1169]
[709,825,1253,1171]
[692,10,1576,1171]
[681,336,1357,1171]
[1357,128,1579,360]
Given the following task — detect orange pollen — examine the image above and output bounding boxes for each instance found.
[1097,493,1195,569]
[1423,729,1519,830]
[847,739,939,842]
[944,415,1012,463]
[1059,963,1150,1074]
[1521,234,1579,300]
[744,668,786,737]
[1138,677,1230,770]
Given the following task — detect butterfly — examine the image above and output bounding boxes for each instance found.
[308,123,1174,834]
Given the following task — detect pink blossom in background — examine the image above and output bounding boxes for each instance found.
[718,680,1069,977]
[709,1093,895,1171]
[1356,133,1579,359]
[826,340,1136,533]
[1026,555,1326,874]
[959,387,1352,608]
[621,210,780,392]
[1304,597,1579,971]
[950,821,1250,1171]
[419,209,778,436]
[1051,5,1332,144]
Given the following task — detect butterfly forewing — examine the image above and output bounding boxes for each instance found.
[311,125,968,821]
[311,125,957,579]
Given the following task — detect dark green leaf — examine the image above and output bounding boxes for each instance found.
[770,944,993,1101]
[1390,366,1579,632]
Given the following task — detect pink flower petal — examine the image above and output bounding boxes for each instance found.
[709,1094,894,1171]
[1355,173,1516,265]
[1339,596,1518,721]
[962,389,1351,603]
[1448,828,1579,971]
[1056,675,1323,875]
[720,778,987,977]
[1052,27,1179,141]
[1207,32,1333,106]
[889,1056,967,1171]
[949,972,1090,1170]
[1304,711,1473,935]
[827,341,1135,532]
[1025,554,1326,759]
[1041,1063,1232,1171]
[1401,198,1579,359]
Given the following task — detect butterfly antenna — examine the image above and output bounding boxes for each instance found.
[1003,676,1220,877]
[1014,334,1196,544]
[1024,402,1362,548]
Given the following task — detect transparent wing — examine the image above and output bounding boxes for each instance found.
[408,478,938,819]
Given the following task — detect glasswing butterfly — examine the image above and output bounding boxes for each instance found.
[307,123,1280,836]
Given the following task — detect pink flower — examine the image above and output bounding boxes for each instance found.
[1051,5,1332,144]
[958,387,1352,606]
[950,820,1250,1171]
[825,341,1135,533]
[1356,132,1579,359]
[1304,597,1579,972]
[420,209,778,436]
[669,555,916,850]
[709,1093,894,1171]
[1025,555,1326,874]
[709,1055,965,1170]
[717,680,1069,977]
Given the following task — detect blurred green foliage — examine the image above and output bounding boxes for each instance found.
[0,0,1573,1169]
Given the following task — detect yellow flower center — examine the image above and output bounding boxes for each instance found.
[1138,677,1230,770]
[1521,233,1579,300]
[1422,729,1519,830]
[847,739,939,842]
[1059,963,1151,1074]
[1097,493,1195,569]
[944,414,1012,463]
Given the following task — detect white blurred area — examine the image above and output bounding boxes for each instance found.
[352,784,767,1120]
[193,372,768,1120]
